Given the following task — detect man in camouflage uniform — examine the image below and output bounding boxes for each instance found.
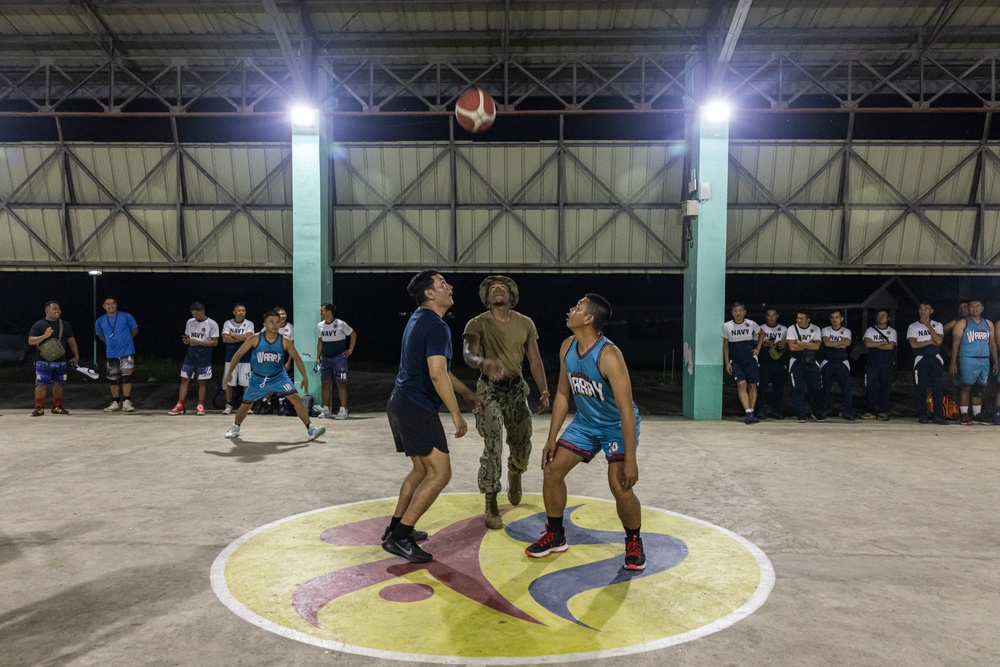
[463,275,550,529]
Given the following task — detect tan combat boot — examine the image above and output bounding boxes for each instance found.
[507,471,522,506]
[484,493,503,529]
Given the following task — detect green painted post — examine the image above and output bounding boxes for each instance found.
[682,110,729,419]
[291,112,332,402]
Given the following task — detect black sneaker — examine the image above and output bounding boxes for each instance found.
[754,412,768,421]
[844,414,857,421]
[624,535,646,571]
[770,412,785,420]
[382,532,433,563]
[31,407,44,417]
[525,523,568,558]
[812,413,826,423]
[931,415,950,426]
[796,416,807,423]
[382,526,428,542]
[744,413,755,425]
[918,415,929,424]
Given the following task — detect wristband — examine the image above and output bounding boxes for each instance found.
[540,391,550,397]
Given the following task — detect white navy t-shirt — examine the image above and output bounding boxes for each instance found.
[786,324,822,365]
[723,319,760,361]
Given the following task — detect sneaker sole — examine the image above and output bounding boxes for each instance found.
[525,544,569,558]
[224,433,240,440]
[307,427,327,441]
[624,562,647,571]
[382,541,433,564]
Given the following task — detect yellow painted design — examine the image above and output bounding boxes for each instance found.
[221,494,767,659]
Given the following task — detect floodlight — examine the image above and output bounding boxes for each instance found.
[290,105,318,127]
[87,269,103,276]
[702,100,733,125]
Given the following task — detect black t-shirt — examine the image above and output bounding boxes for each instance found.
[29,318,75,362]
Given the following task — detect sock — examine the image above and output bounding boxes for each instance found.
[745,409,753,415]
[35,397,44,409]
[547,515,564,534]
[53,396,62,408]
[388,516,402,533]
[972,405,982,416]
[625,526,641,540]
[392,522,414,541]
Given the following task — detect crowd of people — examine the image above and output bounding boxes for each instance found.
[724,299,999,425]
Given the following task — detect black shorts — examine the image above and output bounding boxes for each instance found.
[387,389,449,457]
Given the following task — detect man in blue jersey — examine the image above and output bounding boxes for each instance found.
[787,310,825,423]
[907,302,948,425]
[723,302,762,424]
[95,297,139,413]
[948,300,997,425]
[222,310,325,441]
[383,270,485,564]
[168,302,218,416]
[526,294,645,572]
[756,308,788,420]
[221,303,254,415]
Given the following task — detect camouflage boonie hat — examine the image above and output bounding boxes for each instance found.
[479,275,519,308]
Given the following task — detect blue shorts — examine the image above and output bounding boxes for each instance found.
[180,364,212,380]
[958,357,990,386]
[557,415,641,464]
[242,371,298,402]
[35,361,67,385]
[320,355,348,382]
[731,357,760,384]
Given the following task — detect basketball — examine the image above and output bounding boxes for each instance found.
[455,88,496,133]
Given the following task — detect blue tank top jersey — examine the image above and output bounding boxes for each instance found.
[959,318,992,357]
[250,333,286,377]
[564,335,639,429]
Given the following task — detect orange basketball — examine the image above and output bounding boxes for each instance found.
[455,88,496,133]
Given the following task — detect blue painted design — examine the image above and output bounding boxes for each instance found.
[507,506,688,629]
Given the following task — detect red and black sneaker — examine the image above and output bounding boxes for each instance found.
[960,412,973,426]
[624,535,646,571]
[525,523,568,558]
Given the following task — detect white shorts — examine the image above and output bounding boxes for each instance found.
[224,361,251,387]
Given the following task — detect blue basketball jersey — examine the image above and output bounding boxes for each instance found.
[565,335,639,429]
[959,318,992,357]
[250,332,286,376]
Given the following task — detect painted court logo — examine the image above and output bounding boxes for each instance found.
[212,494,773,663]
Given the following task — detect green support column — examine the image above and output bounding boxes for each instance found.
[682,110,730,419]
[291,111,332,402]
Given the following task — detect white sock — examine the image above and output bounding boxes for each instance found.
[972,405,982,416]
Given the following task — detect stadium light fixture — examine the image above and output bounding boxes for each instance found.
[702,100,733,125]
[290,104,318,128]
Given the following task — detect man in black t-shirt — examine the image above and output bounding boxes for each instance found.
[27,301,80,416]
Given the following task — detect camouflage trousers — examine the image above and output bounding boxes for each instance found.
[475,377,532,495]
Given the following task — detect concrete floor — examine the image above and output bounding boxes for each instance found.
[1,409,997,666]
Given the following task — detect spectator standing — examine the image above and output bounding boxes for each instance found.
[786,311,825,423]
[820,310,855,421]
[756,308,788,420]
[949,300,996,425]
[722,302,762,425]
[862,310,898,421]
[168,302,219,416]
[221,303,254,415]
[907,302,948,425]
[95,297,139,413]
[316,303,357,420]
[27,301,80,416]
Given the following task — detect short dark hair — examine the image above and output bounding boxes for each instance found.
[322,303,336,315]
[190,301,205,312]
[918,300,933,308]
[796,310,810,319]
[731,301,745,309]
[232,302,245,310]
[44,300,59,309]
[103,296,117,304]
[408,270,440,305]
[765,307,778,314]
[273,305,287,314]
[262,310,281,321]
[584,293,612,331]
[829,309,844,318]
